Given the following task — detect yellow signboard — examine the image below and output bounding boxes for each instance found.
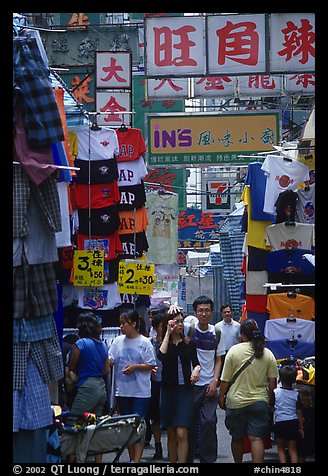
[147,112,280,165]
[118,261,155,295]
[73,250,104,287]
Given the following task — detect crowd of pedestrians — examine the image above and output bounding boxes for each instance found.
[62,296,314,464]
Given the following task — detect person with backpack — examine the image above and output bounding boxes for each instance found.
[183,295,226,464]
[218,319,278,463]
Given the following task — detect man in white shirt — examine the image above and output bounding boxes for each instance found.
[217,305,241,367]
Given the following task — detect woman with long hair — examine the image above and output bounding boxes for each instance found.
[158,310,201,463]
[218,319,279,463]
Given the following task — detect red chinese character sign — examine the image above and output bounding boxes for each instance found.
[147,78,190,98]
[145,16,206,77]
[145,14,315,77]
[238,75,283,97]
[194,76,235,97]
[269,14,315,73]
[96,91,132,127]
[285,74,315,94]
[207,14,267,75]
[96,51,132,89]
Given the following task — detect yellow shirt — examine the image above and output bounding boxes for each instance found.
[242,185,272,250]
[221,342,278,409]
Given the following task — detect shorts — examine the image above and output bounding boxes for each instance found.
[274,419,299,440]
[71,377,106,416]
[147,380,161,421]
[160,386,193,430]
[116,396,150,418]
[225,401,271,439]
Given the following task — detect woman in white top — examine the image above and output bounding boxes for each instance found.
[108,309,156,463]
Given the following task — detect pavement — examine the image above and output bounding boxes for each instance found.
[98,407,315,464]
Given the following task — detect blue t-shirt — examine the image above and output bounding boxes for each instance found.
[75,337,108,386]
[267,249,314,275]
[244,162,275,221]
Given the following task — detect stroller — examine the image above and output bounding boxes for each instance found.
[59,412,146,463]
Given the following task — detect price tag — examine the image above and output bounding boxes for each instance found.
[73,250,104,286]
[118,261,155,295]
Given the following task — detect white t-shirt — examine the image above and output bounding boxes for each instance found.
[264,222,315,251]
[273,386,299,423]
[261,155,310,215]
[264,317,315,343]
[77,283,122,310]
[117,157,148,186]
[74,126,119,161]
[108,334,156,398]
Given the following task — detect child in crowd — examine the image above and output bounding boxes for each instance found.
[273,365,304,463]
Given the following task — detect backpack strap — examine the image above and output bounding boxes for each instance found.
[214,326,221,347]
[187,321,195,338]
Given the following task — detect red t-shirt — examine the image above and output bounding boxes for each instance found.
[77,232,123,260]
[116,128,147,163]
[71,182,120,209]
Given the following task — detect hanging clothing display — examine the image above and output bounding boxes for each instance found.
[266,292,315,321]
[261,155,310,215]
[264,318,315,343]
[145,191,179,265]
[116,127,147,162]
[264,222,315,251]
[73,125,119,161]
[296,183,315,224]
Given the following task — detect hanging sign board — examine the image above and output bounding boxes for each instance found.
[118,261,156,295]
[73,250,104,286]
[146,111,280,166]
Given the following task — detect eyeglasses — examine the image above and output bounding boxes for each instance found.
[196,309,211,315]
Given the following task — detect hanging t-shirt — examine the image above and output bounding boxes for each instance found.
[77,232,123,261]
[242,185,272,250]
[116,127,147,162]
[71,182,120,209]
[261,155,310,215]
[267,248,315,275]
[247,246,270,271]
[244,162,275,221]
[119,231,149,259]
[77,205,120,236]
[264,222,315,251]
[266,292,315,320]
[296,184,315,224]
[74,158,118,184]
[77,283,122,311]
[245,294,268,313]
[274,190,298,224]
[118,182,146,211]
[117,157,148,187]
[264,318,315,343]
[118,207,149,235]
[145,191,179,265]
[74,126,119,161]
[245,271,268,295]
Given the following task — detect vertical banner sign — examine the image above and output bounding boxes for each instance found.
[118,261,155,295]
[73,250,104,286]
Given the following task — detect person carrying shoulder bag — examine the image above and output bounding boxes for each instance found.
[218,319,278,464]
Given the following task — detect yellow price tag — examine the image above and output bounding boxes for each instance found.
[73,250,104,286]
[118,261,155,295]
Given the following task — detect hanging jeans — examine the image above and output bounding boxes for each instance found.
[13,36,64,147]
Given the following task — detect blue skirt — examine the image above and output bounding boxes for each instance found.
[160,386,194,430]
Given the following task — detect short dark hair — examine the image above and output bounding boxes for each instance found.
[221,304,232,312]
[77,312,102,339]
[279,365,297,386]
[192,295,213,312]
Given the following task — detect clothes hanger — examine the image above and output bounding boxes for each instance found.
[90,120,101,131]
[287,289,297,298]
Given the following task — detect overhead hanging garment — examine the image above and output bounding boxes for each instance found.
[118,182,147,211]
[145,191,179,265]
[117,157,148,187]
[74,158,119,184]
[264,222,315,251]
[264,318,315,343]
[274,190,298,224]
[244,162,275,221]
[266,292,315,320]
[116,127,147,162]
[77,283,122,311]
[296,184,315,224]
[261,155,310,215]
[77,232,123,261]
[73,125,119,161]
[71,182,120,209]
[118,207,149,235]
